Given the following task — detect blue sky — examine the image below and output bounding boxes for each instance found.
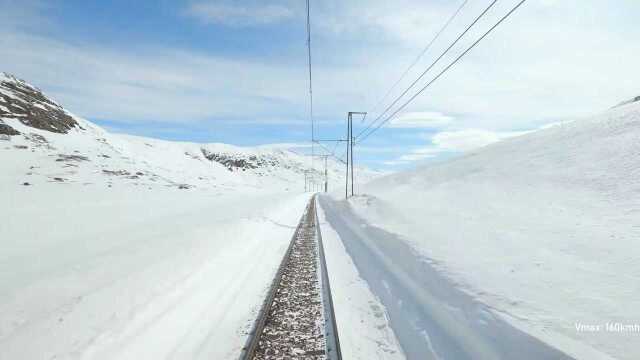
[1,0,639,170]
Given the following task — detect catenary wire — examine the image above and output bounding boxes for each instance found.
[357,0,529,144]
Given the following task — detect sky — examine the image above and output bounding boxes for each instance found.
[1,0,639,170]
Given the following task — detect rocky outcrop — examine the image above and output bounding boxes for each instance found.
[614,95,640,108]
[201,148,279,171]
[0,73,78,134]
[0,120,20,135]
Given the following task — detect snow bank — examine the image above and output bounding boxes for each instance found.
[316,200,405,359]
[346,102,640,359]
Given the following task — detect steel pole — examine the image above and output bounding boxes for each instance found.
[350,115,354,197]
[345,114,349,199]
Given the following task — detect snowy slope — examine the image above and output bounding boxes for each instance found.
[0,73,381,359]
[342,102,640,359]
[0,184,312,359]
[0,72,376,193]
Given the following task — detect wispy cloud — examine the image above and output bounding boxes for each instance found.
[0,32,306,124]
[430,129,529,152]
[387,111,453,128]
[383,128,529,166]
[184,2,293,27]
[2,0,640,166]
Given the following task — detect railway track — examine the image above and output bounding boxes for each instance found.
[241,195,341,360]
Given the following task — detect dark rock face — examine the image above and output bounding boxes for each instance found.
[201,149,258,171]
[614,95,640,108]
[56,154,89,162]
[0,73,78,134]
[201,148,280,172]
[0,121,20,135]
[102,169,131,176]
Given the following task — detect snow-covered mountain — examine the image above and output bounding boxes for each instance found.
[0,72,372,192]
[0,74,379,359]
[344,99,640,359]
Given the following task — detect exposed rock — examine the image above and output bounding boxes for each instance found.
[102,169,131,176]
[0,73,78,134]
[201,148,272,171]
[24,132,55,149]
[56,154,89,162]
[184,151,201,160]
[27,133,47,143]
[614,95,640,108]
[0,122,20,135]
[13,144,28,149]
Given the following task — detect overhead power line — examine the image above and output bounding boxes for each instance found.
[306,0,313,138]
[367,0,470,120]
[314,140,347,165]
[305,0,315,174]
[355,0,499,141]
[357,0,529,145]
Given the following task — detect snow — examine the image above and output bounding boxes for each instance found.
[316,201,405,359]
[0,73,396,359]
[0,84,373,358]
[337,101,640,359]
[0,176,312,359]
[319,195,579,359]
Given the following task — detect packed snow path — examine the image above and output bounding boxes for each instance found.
[244,196,340,360]
[319,195,574,360]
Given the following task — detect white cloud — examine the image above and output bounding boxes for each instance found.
[383,146,443,166]
[2,0,640,167]
[431,129,528,152]
[385,128,530,166]
[312,0,640,128]
[0,32,308,123]
[185,3,293,27]
[397,151,437,162]
[388,111,453,128]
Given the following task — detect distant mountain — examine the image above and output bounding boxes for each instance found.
[0,73,377,191]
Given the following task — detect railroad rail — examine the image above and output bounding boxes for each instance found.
[240,195,341,360]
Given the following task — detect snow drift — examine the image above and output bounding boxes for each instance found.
[346,101,639,359]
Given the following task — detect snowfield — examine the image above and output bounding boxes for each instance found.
[3,70,639,359]
[0,72,390,359]
[0,182,310,359]
[333,101,640,359]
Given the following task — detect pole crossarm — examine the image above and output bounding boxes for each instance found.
[345,112,367,198]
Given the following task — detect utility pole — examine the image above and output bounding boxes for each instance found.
[324,155,328,192]
[346,111,366,199]
[350,114,354,197]
[345,115,350,199]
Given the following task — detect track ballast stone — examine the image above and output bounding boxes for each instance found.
[252,200,327,359]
